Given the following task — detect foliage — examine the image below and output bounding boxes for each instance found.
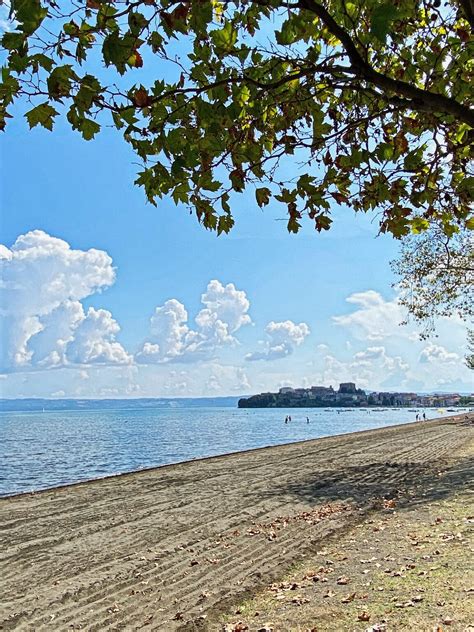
[391,226,474,336]
[466,329,474,369]
[1,0,473,236]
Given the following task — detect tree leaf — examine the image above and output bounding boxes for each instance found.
[370,3,399,43]
[25,102,58,130]
[256,187,271,208]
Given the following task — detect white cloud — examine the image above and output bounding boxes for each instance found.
[333,290,406,341]
[419,344,460,364]
[326,289,472,391]
[137,280,251,364]
[246,320,310,361]
[0,230,130,370]
[66,307,132,365]
[198,280,251,333]
[353,346,386,361]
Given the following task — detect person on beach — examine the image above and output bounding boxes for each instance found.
[306,416,310,423]
[423,412,426,420]
[289,415,292,422]
[285,415,288,424]
[416,413,419,421]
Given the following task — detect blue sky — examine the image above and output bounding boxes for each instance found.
[0,26,472,398]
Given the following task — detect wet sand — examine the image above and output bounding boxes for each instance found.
[1,414,472,630]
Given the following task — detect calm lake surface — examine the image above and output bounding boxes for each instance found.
[0,406,462,496]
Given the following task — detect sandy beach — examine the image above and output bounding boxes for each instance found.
[1,414,472,631]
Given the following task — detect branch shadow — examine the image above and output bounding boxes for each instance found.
[259,453,474,511]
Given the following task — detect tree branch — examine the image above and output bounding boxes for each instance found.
[299,0,474,127]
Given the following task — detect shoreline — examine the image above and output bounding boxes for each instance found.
[1,414,472,630]
[0,413,465,501]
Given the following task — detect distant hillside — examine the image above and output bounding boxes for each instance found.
[0,397,243,412]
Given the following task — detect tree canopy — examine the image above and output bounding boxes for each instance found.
[391,225,473,335]
[1,0,473,236]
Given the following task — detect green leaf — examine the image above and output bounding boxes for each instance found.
[1,32,25,51]
[10,0,47,35]
[217,214,234,235]
[47,65,76,100]
[102,32,136,74]
[370,3,399,43]
[25,103,59,130]
[410,217,430,234]
[288,215,301,234]
[255,187,271,208]
[211,22,237,52]
[80,118,100,140]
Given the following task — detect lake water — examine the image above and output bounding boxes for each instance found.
[0,406,462,497]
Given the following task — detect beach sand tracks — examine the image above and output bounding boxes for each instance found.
[0,416,472,630]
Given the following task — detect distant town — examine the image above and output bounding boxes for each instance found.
[238,383,473,409]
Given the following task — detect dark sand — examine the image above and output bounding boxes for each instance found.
[1,414,472,630]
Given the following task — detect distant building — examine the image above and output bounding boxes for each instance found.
[237,382,467,409]
[339,382,357,394]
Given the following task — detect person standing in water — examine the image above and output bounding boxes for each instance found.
[423,412,426,420]
[306,416,310,423]
[285,415,288,424]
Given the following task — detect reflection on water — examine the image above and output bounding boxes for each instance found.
[0,407,460,496]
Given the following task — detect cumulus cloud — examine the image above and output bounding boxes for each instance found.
[419,344,460,364]
[246,320,310,361]
[0,230,130,370]
[136,280,251,363]
[316,345,410,391]
[66,307,132,365]
[333,290,406,341]
[198,280,251,333]
[353,346,386,361]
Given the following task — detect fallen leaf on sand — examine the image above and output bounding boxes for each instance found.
[341,592,356,603]
[224,623,249,632]
[173,612,184,620]
[358,611,370,621]
[337,575,350,585]
[292,596,310,605]
[442,617,453,625]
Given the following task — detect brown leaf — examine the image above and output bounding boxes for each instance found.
[331,192,348,204]
[292,596,310,605]
[173,612,184,620]
[341,592,356,603]
[231,623,249,632]
[357,611,370,621]
[442,617,453,625]
[337,575,349,585]
[133,88,150,107]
